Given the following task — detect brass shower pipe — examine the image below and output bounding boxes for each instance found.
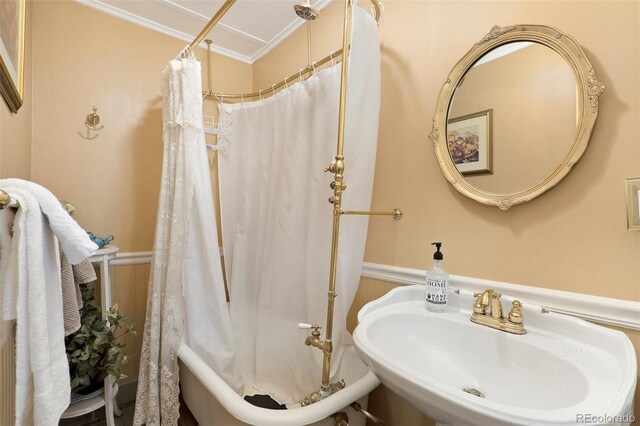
[205,39,213,94]
[316,0,404,396]
[341,209,403,220]
[307,21,313,72]
[319,0,356,394]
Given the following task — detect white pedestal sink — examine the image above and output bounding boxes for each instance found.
[353,285,636,426]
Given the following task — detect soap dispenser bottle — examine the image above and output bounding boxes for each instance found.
[426,242,449,311]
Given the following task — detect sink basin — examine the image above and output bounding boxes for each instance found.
[353,285,637,426]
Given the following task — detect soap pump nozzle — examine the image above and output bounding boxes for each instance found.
[431,242,443,260]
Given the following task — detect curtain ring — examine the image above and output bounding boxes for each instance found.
[312,61,317,73]
[178,45,189,60]
[259,89,263,100]
[330,51,335,67]
[284,76,289,89]
[272,84,276,94]
[240,93,244,105]
[299,68,305,82]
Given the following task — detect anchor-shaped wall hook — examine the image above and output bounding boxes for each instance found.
[79,106,104,140]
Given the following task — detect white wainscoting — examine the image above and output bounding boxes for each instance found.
[110,252,640,331]
[0,323,15,424]
[362,262,640,331]
[112,251,153,267]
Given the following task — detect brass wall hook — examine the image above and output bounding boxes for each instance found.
[79,106,104,140]
[85,106,104,131]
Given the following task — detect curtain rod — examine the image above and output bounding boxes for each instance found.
[186,0,383,101]
[205,48,343,101]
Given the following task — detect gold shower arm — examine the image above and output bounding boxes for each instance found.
[340,209,403,220]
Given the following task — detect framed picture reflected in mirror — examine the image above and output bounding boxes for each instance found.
[447,109,493,175]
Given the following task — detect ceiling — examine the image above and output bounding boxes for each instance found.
[75,0,332,64]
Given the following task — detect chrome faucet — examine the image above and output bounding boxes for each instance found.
[471,289,526,335]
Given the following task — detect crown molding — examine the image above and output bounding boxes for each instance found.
[361,262,640,331]
[75,0,335,65]
[74,0,253,64]
[158,0,268,45]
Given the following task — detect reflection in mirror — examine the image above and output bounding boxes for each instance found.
[447,42,577,194]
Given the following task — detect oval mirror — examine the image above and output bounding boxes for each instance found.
[429,25,604,210]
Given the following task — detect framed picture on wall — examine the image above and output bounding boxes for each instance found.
[0,0,26,113]
[447,109,493,175]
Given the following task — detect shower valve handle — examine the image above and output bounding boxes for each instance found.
[299,323,323,336]
[298,323,321,330]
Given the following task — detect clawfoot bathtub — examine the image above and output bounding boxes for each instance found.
[178,343,379,425]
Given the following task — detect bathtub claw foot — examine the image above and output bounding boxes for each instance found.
[332,411,349,426]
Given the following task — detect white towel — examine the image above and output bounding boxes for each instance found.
[0,179,98,264]
[4,188,69,425]
[0,180,98,425]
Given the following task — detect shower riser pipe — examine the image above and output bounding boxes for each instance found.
[321,0,354,391]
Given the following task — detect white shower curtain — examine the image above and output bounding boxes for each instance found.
[218,6,380,403]
[134,57,237,425]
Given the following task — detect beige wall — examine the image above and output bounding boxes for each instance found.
[364,0,639,301]
[450,43,577,193]
[31,0,252,253]
[255,1,639,424]
[29,0,252,380]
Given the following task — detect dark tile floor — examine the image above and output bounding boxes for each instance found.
[59,400,136,426]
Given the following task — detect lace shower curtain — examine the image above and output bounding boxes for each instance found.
[134,57,236,425]
[218,6,380,403]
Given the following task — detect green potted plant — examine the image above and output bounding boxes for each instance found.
[65,283,136,396]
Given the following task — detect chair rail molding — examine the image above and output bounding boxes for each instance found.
[111,251,153,267]
[361,262,640,331]
[109,252,640,331]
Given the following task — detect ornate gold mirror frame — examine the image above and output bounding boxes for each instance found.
[429,24,605,210]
